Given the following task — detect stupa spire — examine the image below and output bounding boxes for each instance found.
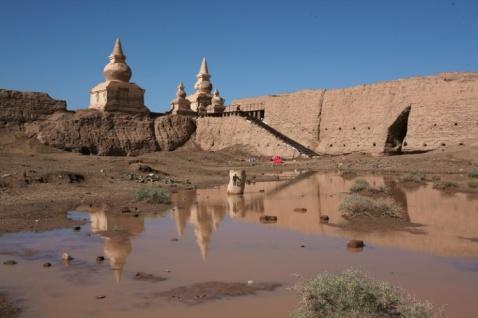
[193,57,212,95]
[198,57,209,75]
[109,38,126,62]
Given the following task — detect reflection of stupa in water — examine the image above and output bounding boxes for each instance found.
[104,235,132,282]
[79,203,145,282]
[171,190,227,261]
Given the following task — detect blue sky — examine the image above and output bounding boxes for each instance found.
[0,0,477,112]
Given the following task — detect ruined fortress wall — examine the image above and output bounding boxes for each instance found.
[233,72,478,155]
[195,116,301,158]
[0,89,67,124]
[319,72,478,154]
[403,73,478,151]
[233,90,325,150]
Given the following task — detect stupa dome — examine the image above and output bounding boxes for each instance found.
[103,38,132,82]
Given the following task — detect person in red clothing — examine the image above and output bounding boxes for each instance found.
[272,155,283,165]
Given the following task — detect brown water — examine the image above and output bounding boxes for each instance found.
[1,173,478,317]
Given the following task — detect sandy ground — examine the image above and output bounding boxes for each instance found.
[1,134,478,235]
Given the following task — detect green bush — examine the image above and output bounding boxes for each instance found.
[468,170,478,179]
[291,269,441,318]
[135,187,171,204]
[399,171,426,183]
[432,181,458,191]
[340,194,402,218]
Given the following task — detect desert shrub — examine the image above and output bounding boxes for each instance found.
[339,194,402,218]
[399,171,426,183]
[468,170,478,179]
[432,181,458,191]
[339,169,357,178]
[135,187,170,204]
[349,179,370,193]
[349,179,387,194]
[468,180,478,189]
[369,185,388,194]
[291,269,440,318]
[0,293,21,318]
[431,176,441,182]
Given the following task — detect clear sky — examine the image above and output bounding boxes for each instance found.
[0,0,477,112]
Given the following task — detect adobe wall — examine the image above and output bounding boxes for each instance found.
[195,116,301,158]
[319,72,478,154]
[233,72,478,155]
[233,89,325,150]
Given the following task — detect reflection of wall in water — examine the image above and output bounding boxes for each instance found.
[173,174,478,257]
[244,175,478,257]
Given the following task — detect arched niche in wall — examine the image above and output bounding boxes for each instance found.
[384,105,411,155]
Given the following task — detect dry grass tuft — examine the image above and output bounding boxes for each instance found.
[291,269,442,318]
[340,194,402,218]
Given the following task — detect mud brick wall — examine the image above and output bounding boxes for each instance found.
[195,116,301,158]
[232,72,478,155]
[0,89,67,124]
[403,73,478,151]
[320,73,478,154]
[233,89,325,150]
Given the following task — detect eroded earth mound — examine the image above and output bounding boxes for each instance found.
[0,89,196,156]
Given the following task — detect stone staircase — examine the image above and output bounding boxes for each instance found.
[241,113,319,158]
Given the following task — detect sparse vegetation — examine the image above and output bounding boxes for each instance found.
[339,193,402,218]
[291,269,441,318]
[0,293,20,318]
[468,170,478,179]
[468,180,478,189]
[432,181,458,191]
[349,179,387,195]
[135,187,171,204]
[399,171,426,183]
[339,169,357,179]
[431,176,441,182]
[350,179,370,193]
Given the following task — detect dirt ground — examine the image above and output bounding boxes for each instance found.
[1,136,478,317]
[1,131,478,235]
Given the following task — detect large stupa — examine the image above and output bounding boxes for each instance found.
[88,38,149,113]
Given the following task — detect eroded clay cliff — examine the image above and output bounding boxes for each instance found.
[23,110,158,156]
[0,89,196,156]
[154,115,196,151]
[0,89,67,124]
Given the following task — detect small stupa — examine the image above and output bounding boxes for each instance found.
[208,89,225,113]
[187,58,213,113]
[88,38,149,113]
[170,82,192,115]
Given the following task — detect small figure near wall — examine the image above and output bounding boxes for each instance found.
[272,155,283,165]
[227,170,246,195]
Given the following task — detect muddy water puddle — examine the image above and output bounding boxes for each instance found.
[1,173,478,317]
